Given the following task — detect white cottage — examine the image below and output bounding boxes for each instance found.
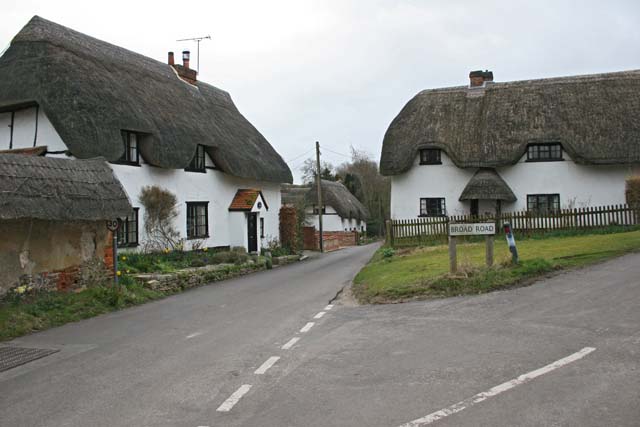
[0,16,292,253]
[281,180,368,232]
[381,70,640,219]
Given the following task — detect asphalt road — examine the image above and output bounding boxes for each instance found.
[1,246,639,426]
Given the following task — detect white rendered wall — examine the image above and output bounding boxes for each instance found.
[0,107,67,154]
[305,206,344,231]
[390,150,639,219]
[5,106,283,251]
[111,157,282,251]
[305,206,367,232]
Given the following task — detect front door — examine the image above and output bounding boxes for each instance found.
[247,213,258,253]
[470,199,479,217]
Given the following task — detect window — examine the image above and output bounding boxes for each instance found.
[312,205,326,214]
[115,131,140,165]
[526,143,563,162]
[187,202,209,238]
[420,198,446,216]
[117,208,139,247]
[527,194,560,214]
[186,144,206,172]
[260,217,265,238]
[419,149,442,165]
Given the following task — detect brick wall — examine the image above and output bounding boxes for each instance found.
[302,226,359,251]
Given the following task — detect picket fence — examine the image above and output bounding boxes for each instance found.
[386,204,640,247]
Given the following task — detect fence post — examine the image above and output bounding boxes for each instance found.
[385,220,394,247]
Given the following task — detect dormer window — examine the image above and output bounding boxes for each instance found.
[186,144,206,172]
[419,149,442,165]
[527,143,563,162]
[114,131,140,165]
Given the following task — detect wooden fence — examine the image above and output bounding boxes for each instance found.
[386,204,640,247]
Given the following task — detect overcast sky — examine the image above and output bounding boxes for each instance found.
[3,0,640,182]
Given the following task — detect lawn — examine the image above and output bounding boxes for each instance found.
[353,229,640,303]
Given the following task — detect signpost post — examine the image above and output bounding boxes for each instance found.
[448,222,496,274]
[106,220,119,286]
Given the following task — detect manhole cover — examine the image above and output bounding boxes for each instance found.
[0,346,59,372]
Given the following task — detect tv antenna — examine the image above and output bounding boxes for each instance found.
[176,35,211,72]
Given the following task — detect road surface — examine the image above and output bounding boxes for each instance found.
[1,246,639,426]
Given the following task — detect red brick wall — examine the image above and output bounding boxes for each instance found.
[302,227,358,251]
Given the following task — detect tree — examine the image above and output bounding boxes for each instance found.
[300,158,338,184]
[335,147,391,236]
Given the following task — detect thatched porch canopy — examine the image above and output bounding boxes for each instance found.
[459,168,517,202]
[380,70,640,176]
[0,154,131,221]
[0,16,292,184]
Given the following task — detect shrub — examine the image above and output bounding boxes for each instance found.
[381,247,395,258]
[139,186,183,251]
[626,176,640,207]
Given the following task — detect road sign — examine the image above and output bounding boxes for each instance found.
[449,222,496,236]
[106,220,119,232]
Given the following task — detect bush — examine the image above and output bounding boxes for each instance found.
[626,176,640,207]
[381,247,395,258]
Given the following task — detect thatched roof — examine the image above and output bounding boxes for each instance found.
[0,16,292,183]
[459,168,516,202]
[381,69,640,175]
[0,154,131,221]
[281,180,369,220]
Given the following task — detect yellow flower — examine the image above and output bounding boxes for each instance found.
[116,271,122,276]
[121,256,127,261]
[15,286,26,294]
[203,247,208,252]
[126,269,130,274]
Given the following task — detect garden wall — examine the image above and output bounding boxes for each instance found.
[302,226,359,251]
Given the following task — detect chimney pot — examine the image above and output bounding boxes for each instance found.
[469,70,494,87]
[182,50,190,69]
[168,51,174,66]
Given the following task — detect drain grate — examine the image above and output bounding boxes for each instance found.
[0,346,59,372]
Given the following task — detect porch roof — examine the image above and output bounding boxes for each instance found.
[459,168,517,202]
[228,189,268,211]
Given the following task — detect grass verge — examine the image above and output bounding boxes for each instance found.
[0,282,162,342]
[353,229,640,304]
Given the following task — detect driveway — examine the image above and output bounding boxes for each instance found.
[1,246,639,426]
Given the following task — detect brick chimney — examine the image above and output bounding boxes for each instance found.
[182,50,190,69]
[469,70,493,87]
[169,50,197,85]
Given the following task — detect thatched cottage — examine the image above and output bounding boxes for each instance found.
[0,154,131,294]
[281,180,369,232]
[381,70,640,219]
[0,16,292,253]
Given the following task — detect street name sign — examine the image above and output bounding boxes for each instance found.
[449,222,496,236]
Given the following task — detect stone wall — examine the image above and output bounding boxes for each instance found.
[0,219,113,295]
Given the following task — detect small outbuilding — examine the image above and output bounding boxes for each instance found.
[282,180,369,250]
[0,154,132,295]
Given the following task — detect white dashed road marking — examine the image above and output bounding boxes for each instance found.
[313,311,326,319]
[281,337,300,350]
[216,384,253,412]
[300,322,315,333]
[185,332,203,339]
[254,356,280,375]
[324,304,334,310]
[397,347,596,427]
